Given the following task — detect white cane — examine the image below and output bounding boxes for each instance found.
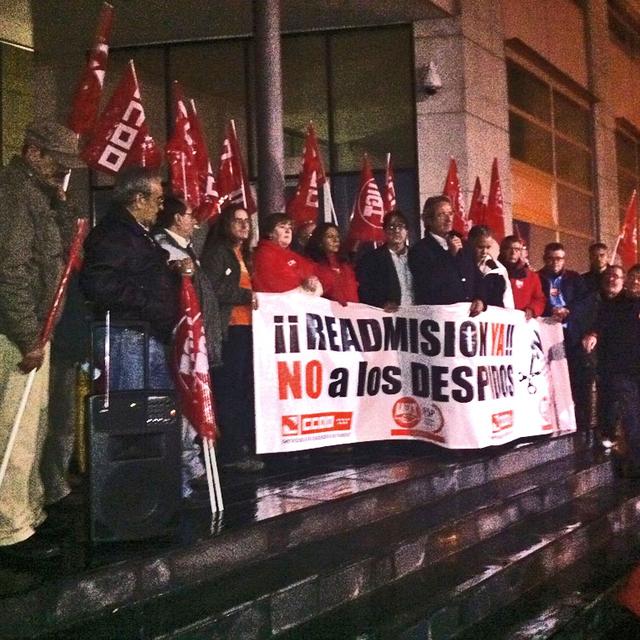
[0,368,38,491]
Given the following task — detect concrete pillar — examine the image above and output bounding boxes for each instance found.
[584,0,620,247]
[413,0,511,230]
[253,0,285,223]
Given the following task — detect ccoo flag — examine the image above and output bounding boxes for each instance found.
[82,60,162,174]
[442,158,468,237]
[346,154,386,248]
[485,158,506,242]
[68,2,114,137]
[286,122,326,228]
[188,100,220,224]
[173,276,218,442]
[468,176,486,228]
[166,81,200,209]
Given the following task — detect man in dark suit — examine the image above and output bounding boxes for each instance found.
[538,241,589,428]
[356,210,413,311]
[408,195,485,315]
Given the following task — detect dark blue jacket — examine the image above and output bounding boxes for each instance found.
[409,234,485,305]
[356,245,402,308]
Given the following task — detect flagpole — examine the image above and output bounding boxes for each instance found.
[0,369,37,491]
[202,436,217,513]
[208,439,224,510]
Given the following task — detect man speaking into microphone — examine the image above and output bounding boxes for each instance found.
[409,195,486,316]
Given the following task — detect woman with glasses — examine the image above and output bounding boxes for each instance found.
[252,212,322,295]
[356,210,413,312]
[304,222,359,305]
[200,204,263,472]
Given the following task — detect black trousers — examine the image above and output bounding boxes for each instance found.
[213,326,255,462]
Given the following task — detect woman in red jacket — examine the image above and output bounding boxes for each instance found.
[252,213,322,294]
[498,235,546,319]
[305,222,359,305]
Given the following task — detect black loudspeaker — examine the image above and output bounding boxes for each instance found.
[87,391,181,542]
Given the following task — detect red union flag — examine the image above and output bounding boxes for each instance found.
[286,123,326,228]
[82,60,162,174]
[383,152,397,214]
[442,158,468,237]
[468,176,486,228]
[166,81,200,208]
[485,158,506,242]
[173,276,218,441]
[346,155,386,247]
[616,190,638,269]
[68,2,114,137]
[217,120,256,215]
[189,100,220,224]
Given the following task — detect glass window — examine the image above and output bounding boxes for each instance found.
[282,35,329,176]
[508,59,594,247]
[509,112,553,173]
[1,44,33,164]
[507,61,551,124]
[330,28,414,172]
[616,131,637,173]
[553,92,590,146]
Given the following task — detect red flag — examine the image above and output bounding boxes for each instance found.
[188,100,220,224]
[442,158,468,237]
[616,190,638,270]
[68,2,114,137]
[166,82,200,209]
[173,276,218,441]
[485,158,506,242]
[82,60,162,174]
[40,219,89,347]
[286,123,326,228]
[468,177,485,227]
[383,152,397,214]
[217,120,256,215]
[346,155,386,248]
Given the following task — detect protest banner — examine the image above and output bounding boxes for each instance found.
[253,293,576,453]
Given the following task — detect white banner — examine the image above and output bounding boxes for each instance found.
[253,293,576,454]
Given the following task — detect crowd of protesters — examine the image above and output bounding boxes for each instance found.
[2,121,640,564]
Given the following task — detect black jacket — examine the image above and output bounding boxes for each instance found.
[356,245,402,308]
[199,238,253,338]
[80,206,180,344]
[408,234,485,305]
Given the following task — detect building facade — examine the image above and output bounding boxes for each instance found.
[2,0,640,270]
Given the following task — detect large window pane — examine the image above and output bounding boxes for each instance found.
[282,35,329,176]
[553,92,590,146]
[559,232,591,272]
[331,27,414,172]
[556,140,592,190]
[169,40,248,175]
[616,131,637,173]
[557,184,593,234]
[507,61,551,124]
[509,112,553,174]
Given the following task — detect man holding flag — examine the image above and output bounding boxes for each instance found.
[0,121,84,560]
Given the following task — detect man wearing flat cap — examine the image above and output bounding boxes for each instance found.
[0,120,84,560]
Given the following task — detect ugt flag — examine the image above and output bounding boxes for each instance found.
[82,60,162,174]
[383,152,397,214]
[617,190,638,269]
[346,154,386,248]
[468,176,486,228]
[286,122,326,228]
[485,158,506,242]
[217,120,256,215]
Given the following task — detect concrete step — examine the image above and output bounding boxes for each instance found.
[270,479,640,640]
[137,447,614,639]
[0,433,583,639]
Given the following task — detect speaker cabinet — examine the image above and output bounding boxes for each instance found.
[87,391,181,541]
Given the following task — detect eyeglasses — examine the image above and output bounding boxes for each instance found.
[142,192,164,205]
[232,218,250,226]
[386,223,407,231]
